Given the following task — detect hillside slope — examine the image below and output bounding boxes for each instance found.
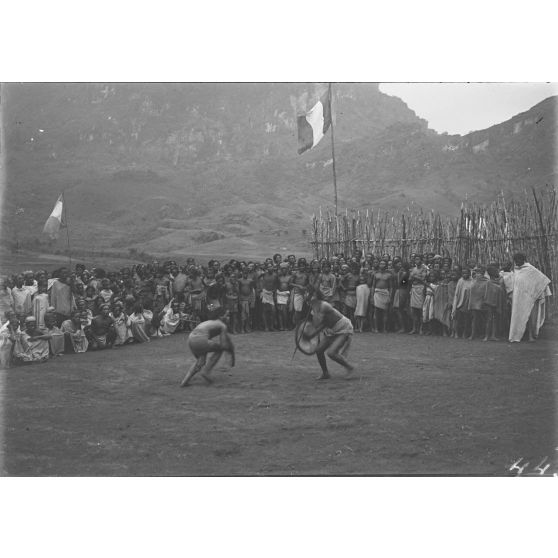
[1,83,555,260]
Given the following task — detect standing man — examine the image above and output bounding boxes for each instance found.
[340,263,359,325]
[260,264,277,331]
[171,265,189,302]
[276,263,292,331]
[22,271,38,297]
[451,267,473,339]
[49,267,75,327]
[318,262,336,304]
[393,260,410,333]
[409,255,428,335]
[238,267,255,333]
[508,253,551,342]
[11,274,33,323]
[290,259,309,326]
[467,265,489,340]
[372,259,394,333]
[0,277,14,321]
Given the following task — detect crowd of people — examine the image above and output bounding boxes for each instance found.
[0,249,552,368]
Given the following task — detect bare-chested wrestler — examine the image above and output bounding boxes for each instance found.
[180,308,235,387]
[303,287,355,380]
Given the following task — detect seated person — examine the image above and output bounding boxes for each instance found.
[110,302,133,346]
[13,316,51,364]
[87,303,116,350]
[0,312,21,368]
[159,299,181,335]
[61,310,89,353]
[128,302,154,343]
[43,311,65,356]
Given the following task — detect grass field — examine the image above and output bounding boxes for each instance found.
[0,239,314,275]
[1,327,556,476]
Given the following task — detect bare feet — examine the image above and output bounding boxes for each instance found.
[317,373,331,380]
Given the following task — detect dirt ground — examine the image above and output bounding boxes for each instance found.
[1,326,556,476]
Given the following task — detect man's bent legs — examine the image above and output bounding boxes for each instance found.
[315,335,334,379]
[181,354,207,386]
[201,350,223,384]
[326,334,354,373]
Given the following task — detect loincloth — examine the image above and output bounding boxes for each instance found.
[261,289,275,306]
[344,292,356,309]
[323,316,354,337]
[293,293,304,312]
[410,284,425,309]
[374,288,390,310]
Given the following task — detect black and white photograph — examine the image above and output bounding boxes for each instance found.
[1,79,556,477]
[1,2,556,556]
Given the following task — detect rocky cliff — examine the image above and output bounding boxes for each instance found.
[1,83,555,260]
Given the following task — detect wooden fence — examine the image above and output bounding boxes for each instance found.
[311,186,557,303]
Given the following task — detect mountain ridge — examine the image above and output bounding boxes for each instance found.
[1,83,555,261]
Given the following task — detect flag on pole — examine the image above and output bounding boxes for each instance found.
[43,194,64,239]
[297,87,332,155]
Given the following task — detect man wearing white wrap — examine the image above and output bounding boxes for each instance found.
[181,308,235,386]
[508,253,551,342]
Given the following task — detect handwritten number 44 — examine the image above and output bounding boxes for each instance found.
[509,457,551,475]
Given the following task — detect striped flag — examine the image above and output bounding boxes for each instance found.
[297,86,332,155]
[42,194,64,239]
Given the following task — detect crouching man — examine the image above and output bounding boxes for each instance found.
[180,308,235,387]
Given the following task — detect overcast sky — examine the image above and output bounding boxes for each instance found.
[379,83,557,136]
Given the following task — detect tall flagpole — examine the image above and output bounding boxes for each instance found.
[328,83,338,215]
[63,191,72,269]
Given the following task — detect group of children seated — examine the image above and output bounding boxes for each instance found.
[0,249,543,368]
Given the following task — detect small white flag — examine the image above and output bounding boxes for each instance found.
[42,194,64,239]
